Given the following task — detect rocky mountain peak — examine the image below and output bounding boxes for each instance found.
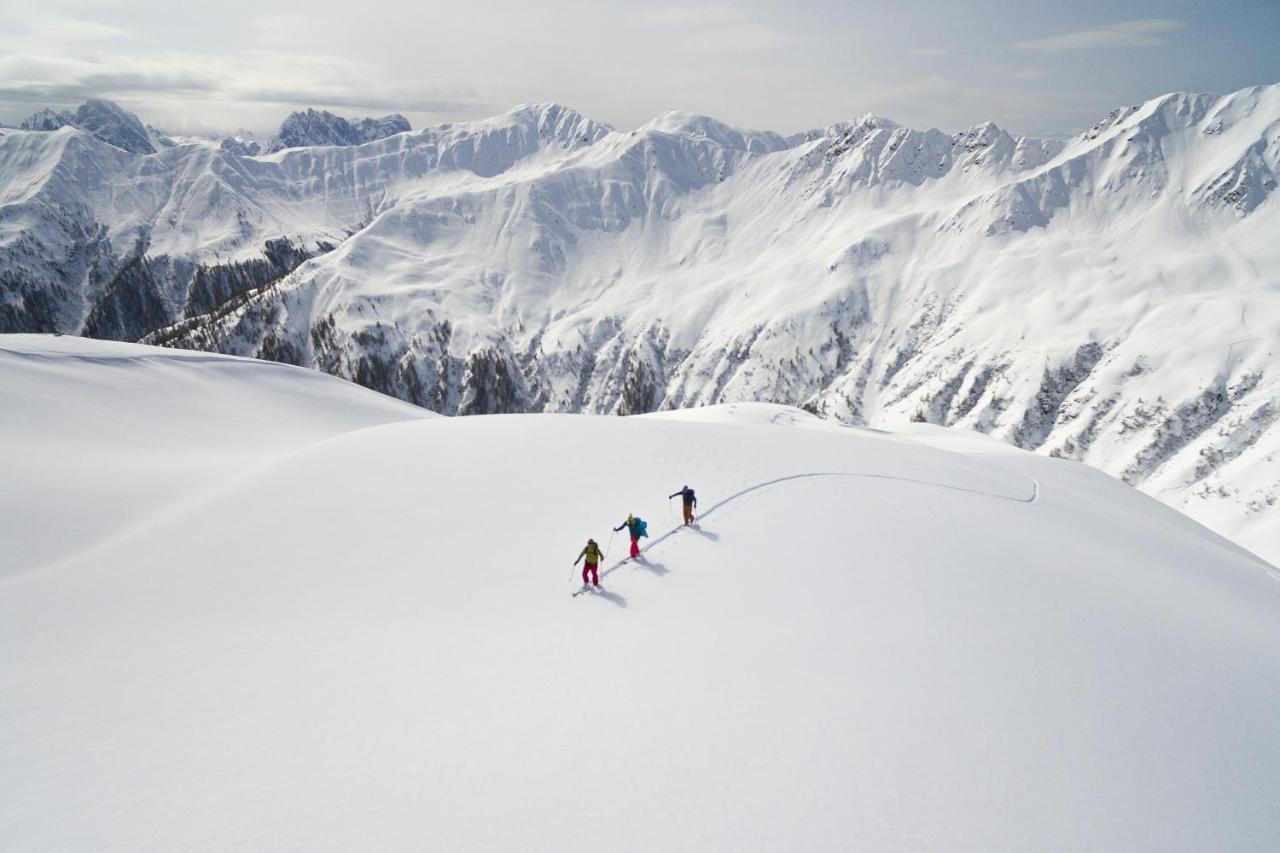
[18,100,159,154]
[266,109,411,153]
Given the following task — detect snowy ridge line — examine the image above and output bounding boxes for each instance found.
[1,414,427,581]
[0,343,293,368]
[600,470,1039,580]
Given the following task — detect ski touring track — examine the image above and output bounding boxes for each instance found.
[592,469,1041,587]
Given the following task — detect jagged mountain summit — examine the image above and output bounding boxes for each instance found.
[11,101,414,157]
[1,87,1278,561]
[219,135,261,157]
[18,108,69,132]
[18,99,169,154]
[266,108,411,152]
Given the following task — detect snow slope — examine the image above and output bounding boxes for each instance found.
[1,87,1279,563]
[0,334,431,575]
[3,338,1279,851]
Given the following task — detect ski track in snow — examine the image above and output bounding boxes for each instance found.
[601,470,1040,583]
[604,463,1280,588]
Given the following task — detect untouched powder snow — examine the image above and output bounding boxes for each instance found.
[0,334,431,574]
[2,338,1279,851]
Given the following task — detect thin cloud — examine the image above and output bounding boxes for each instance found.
[910,48,949,57]
[856,73,1117,138]
[682,23,806,52]
[80,70,223,94]
[0,49,492,132]
[241,88,485,115]
[640,5,746,27]
[1012,19,1185,53]
[3,8,141,45]
[639,4,807,53]
[0,54,222,106]
[247,14,323,49]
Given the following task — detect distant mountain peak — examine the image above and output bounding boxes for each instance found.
[788,113,900,148]
[220,136,262,157]
[636,109,789,154]
[18,100,160,154]
[641,109,741,136]
[266,109,411,153]
[504,102,613,150]
[507,102,586,121]
[20,108,71,132]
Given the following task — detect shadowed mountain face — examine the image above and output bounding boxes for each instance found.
[2,87,1279,560]
[266,108,411,152]
[19,100,162,154]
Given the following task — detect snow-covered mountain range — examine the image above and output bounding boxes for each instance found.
[7,100,412,157]
[1,85,1278,561]
[4,335,1278,851]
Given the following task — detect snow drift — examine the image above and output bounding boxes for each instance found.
[2,336,1279,851]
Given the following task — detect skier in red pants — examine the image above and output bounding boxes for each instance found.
[614,514,648,560]
[574,538,604,588]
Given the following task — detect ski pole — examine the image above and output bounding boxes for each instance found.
[604,530,616,560]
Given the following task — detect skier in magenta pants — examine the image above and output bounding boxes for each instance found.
[574,539,604,588]
[614,514,647,559]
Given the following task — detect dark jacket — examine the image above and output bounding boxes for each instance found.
[669,487,696,506]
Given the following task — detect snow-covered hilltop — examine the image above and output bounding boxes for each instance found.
[2,336,1278,851]
[0,334,431,572]
[1,86,1278,561]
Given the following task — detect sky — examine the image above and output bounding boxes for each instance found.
[1,0,1277,139]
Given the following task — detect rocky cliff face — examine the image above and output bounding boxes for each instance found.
[19,109,69,132]
[3,90,1280,560]
[219,136,261,157]
[18,100,163,154]
[266,109,411,152]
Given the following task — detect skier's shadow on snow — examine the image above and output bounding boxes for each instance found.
[690,526,719,542]
[635,558,670,576]
[589,588,627,608]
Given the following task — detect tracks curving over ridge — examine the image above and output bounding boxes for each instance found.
[600,470,1038,580]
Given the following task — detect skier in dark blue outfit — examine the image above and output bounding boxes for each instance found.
[669,485,697,526]
[614,513,648,559]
